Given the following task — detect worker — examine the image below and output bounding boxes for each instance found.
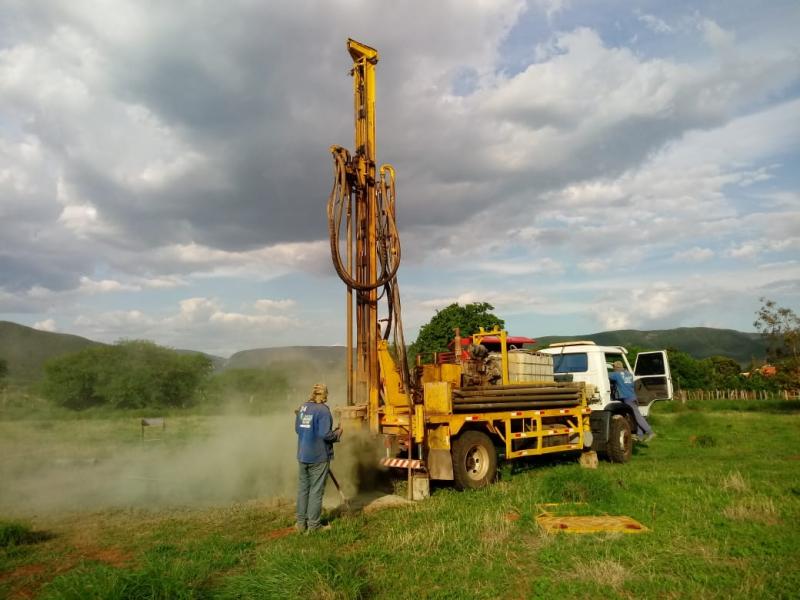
[295,383,343,533]
[609,361,655,442]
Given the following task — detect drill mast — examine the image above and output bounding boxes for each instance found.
[328,39,408,431]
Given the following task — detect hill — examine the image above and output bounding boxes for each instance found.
[0,322,224,383]
[0,321,106,382]
[224,346,348,398]
[0,320,767,384]
[532,327,766,365]
[225,346,346,370]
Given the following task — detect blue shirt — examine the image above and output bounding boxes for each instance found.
[295,401,339,463]
[609,370,636,400]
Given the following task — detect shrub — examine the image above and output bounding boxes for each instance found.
[0,521,34,547]
[42,341,212,410]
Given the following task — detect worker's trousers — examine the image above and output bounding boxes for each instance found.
[297,460,329,531]
[622,397,653,436]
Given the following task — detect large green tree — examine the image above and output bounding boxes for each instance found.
[409,302,504,363]
[43,340,212,410]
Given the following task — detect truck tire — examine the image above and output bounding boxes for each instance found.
[452,430,497,490]
[607,414,632,463]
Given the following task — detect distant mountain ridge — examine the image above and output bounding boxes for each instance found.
[226,346,345,370]
[532,327,765,365]
[0,320,105,382]
[0,321,223,382]
[0,321,767,382]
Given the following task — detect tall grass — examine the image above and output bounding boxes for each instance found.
[2,401,799,599]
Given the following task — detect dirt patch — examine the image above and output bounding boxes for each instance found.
[0,562,68,600]
[504,511,520,522]
[264,526,295,540]
[350,492,413,514]
[78,545,134,567]
[0,563,47,582]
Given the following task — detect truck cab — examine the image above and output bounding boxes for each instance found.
[540,342,673,462]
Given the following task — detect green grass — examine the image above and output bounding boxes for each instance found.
[2,401,799,599]
[0,522,36,548]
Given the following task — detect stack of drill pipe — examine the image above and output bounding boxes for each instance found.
[452,385,581,413]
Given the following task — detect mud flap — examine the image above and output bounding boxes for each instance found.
[589,410,611,452]
[427,448,454,480]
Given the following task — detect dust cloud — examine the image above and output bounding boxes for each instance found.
[0,372,385,516]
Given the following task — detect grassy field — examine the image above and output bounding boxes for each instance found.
[1,400,799,599]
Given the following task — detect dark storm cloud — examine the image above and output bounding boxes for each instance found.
[1,0,798,301]
[0,254,78,293]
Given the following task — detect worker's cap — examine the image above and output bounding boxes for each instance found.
[309,383,328,402]
[613,361,624,370]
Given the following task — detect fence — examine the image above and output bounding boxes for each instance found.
[675,389,798,403]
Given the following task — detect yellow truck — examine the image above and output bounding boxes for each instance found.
[326,39,672,497]
[336,327,592,494]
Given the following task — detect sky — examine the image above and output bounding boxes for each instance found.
[1,0,798,357]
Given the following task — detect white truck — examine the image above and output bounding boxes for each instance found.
[539,341,673,462]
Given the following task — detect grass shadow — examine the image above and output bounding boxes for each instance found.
[0,522,56,548]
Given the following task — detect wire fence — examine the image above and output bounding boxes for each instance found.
[675,389,799,403]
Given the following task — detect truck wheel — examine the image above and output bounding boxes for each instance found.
[607,415,632,463]
[452,431,497,490]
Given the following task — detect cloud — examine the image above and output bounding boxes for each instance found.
[253,299,296,312]
[474,257,563,276]
[73,296,302,355]
[33,319,57,332]
[699,18,736,52]
[1,2,799,350]
[2,4,797,294]
[672,247,714,263]
[578,259,609,273]
[636,12,673,35]
[78,277,140,294]
[725,237,800,261]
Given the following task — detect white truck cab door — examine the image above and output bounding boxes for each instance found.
[633,350,673,406]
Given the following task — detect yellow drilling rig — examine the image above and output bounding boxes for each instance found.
[327,40,592,498]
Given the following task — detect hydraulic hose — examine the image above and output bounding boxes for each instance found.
[327,145,410,389]
[327,147,401,292]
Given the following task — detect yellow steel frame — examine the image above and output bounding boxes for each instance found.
[471,326,510,384]
[428,405,590,458]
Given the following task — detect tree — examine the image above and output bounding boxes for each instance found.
[409,302,505,363]
[754,297,800,363]
[42,341,212,410]
[754,297,800,387]
[666,349,711,390]
[42,349,103,409]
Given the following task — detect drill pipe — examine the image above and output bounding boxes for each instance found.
[452,393,580,403]
[454,386,579,398]
[453,399,580,412]
[459,383,577,391]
